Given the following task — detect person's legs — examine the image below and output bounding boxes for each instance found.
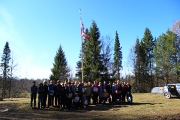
[30,94,33,108]
[87,95,90,104]
[119,93,122,102]
[92,94,96,104]
[55,94,58,107]
[93,94,98,104]
[66,98,70,110]
[58,94,61,108]
[48,95,51,107]
[43,94,47,107]
[112,93,115,103]
[41,95,44,108]
[38,95,40,108]
[34,95,36,108]
[122,93,125,102]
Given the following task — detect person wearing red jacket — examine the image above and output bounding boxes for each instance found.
[122,82,127,103]
[92,80,99,105]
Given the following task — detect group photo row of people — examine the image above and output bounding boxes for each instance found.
[30,79,132,111]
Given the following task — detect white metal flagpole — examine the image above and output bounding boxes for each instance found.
[79,9,84,83]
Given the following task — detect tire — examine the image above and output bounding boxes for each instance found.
[165,92,171,99]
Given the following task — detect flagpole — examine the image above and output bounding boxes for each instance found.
[79,9,84,83]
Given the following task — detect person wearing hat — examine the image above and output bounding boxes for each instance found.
[30,81,37,108]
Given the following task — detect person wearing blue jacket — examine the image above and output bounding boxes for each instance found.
[65,82,73,110]
[112,81,118,104]
[48,80,55,108]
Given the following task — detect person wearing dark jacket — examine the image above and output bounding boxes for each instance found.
[77,81,83,103]
[65,82,73,110]
[61,83,67,109]
[43,81,48,108]
[117,81,123,103]
[122,82,127,103]
[30,81,37,108]
[126,82,132,103]
[126,82,132,93]
[56,80,62,108]
[38,83,44,109]
[106,81,113,103]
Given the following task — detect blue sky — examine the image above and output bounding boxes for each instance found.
[0,0,179,79]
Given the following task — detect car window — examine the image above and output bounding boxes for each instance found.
[176,85,180,89]
[168,85,176,89]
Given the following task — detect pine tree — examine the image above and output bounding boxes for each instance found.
[172,20,180,82]
[83,21,102,82]
[50,45,69,82]
[113,31,122,80]
[154,29,177,84]
[1,41,11,98]
[141,28,155,90]
[134,37,141,85]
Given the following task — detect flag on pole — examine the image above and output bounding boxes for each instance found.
[80,20,89,40]
[79,9,89,40]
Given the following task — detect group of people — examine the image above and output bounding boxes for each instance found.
[30,79,132,111]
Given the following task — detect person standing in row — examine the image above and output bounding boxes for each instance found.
[56,80,62,108]
[30,81,37,109]
[43,81,48,108]
[48,80,55,108]
[66,82,73,110]
[38,83,44,109]
[92,80,99,105]
[61,83,67,109]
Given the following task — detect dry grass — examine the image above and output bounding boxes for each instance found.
[0,93,180,120]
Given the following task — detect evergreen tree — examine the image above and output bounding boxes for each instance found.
[50,45,70,81]
[141,28,155,89]
[154,29,177,84]
[1,42,11,98]
[133,37,147,92]
[134,37,141,85]
[113,31,122,80]
[83,21,102,82]
[172,20,180,82]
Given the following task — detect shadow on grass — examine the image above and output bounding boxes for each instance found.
[0,102,163,120]
[130,102,162,105]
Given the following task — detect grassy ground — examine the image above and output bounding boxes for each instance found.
[0,93,180,120]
